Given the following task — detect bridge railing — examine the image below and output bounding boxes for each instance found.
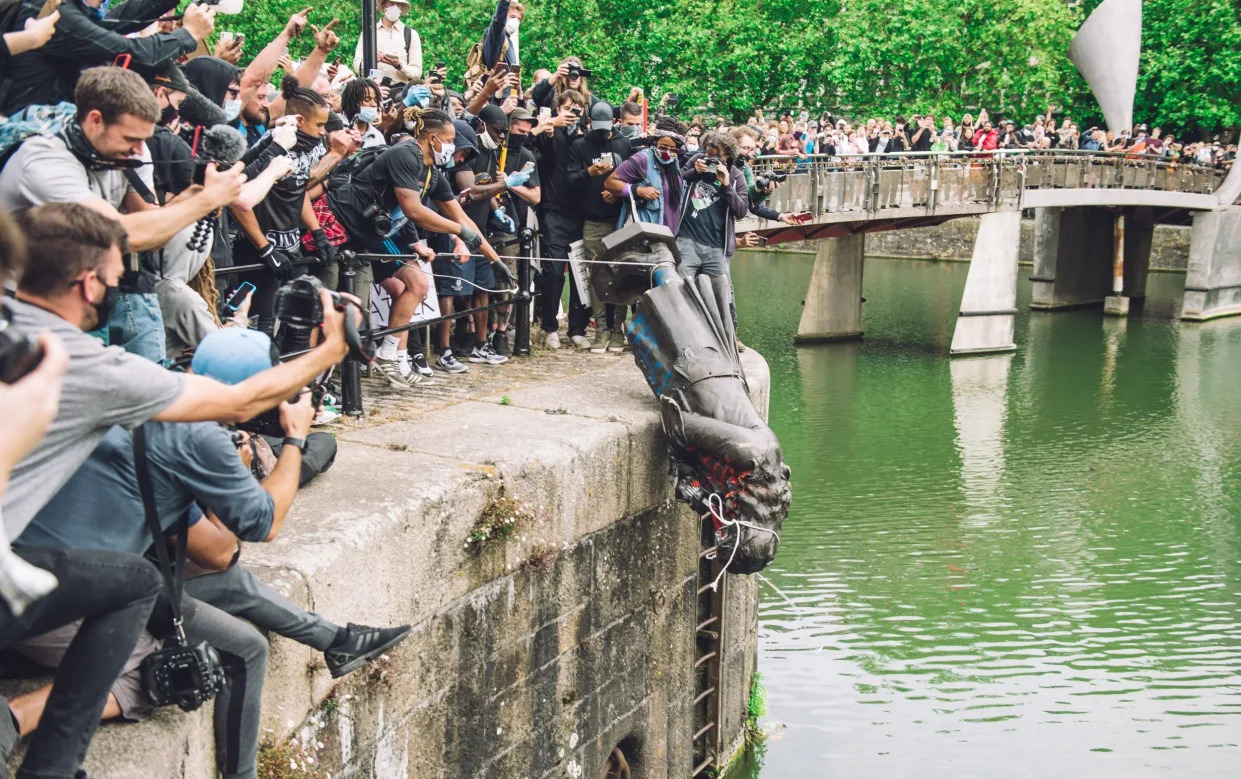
[747,151,1232,223]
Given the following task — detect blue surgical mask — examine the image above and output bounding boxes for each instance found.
[357,106,379,125]
[222,99,243,122]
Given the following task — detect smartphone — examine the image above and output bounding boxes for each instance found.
[788,212,814,224]
[494,62,510,75]
[36,0,60,19]
[510,64,523,77]
[538,107,552,122]
[225,282,256,312]
[435,61,446,71]
[368,68,382,82]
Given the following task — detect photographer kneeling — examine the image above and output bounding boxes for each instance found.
[15,326,405,779]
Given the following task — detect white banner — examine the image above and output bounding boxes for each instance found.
[368,260,441,329]
[568,240,592,307]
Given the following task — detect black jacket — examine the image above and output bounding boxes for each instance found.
[567,131,634,224]
[533,126,582,216]
[1,0,195,115]
[480,0,517,69]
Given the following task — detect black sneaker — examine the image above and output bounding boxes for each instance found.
[324,623,412,679]
[491,329,511,357]
[409,352,434,378]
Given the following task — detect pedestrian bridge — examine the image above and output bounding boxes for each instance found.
[737,151,1241,355]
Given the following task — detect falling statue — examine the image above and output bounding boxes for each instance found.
[590,221,792,575]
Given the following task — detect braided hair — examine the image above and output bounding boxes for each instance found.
[281,75,326,119]
[401,106,454,138]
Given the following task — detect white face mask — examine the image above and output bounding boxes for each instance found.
[479,130,498,150]
[505,17,520,35]
[433,139,456,167]
[384,5,401,22]
[222,99,242,122]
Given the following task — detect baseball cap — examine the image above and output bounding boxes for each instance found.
[509,106,534,125]
[478,104,508,131]
[138,62,191,95]
[589,101,613,131]
[191,328,277,385]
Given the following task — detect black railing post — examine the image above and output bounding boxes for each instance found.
[337,250,364,417]
[514,227,535,357]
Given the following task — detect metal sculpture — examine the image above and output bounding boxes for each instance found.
[594,222,792,575]
[1069,0,1142,132]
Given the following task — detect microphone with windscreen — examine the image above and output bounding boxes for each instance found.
[184,122,247,252]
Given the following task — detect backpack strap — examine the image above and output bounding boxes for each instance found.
[403,25,413,57]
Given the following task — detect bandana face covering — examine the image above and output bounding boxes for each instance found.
[655,148,677,164]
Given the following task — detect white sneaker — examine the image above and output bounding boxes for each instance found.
[570,334,591,350]
[436,350,469,374]
[373,357,420,389]
[313,406,342,426]
[410,352,434,377]
[469,343,509,365]
[544,331,561,350]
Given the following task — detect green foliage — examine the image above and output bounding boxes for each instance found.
[216,0,1237,135]
[465,487,532,553]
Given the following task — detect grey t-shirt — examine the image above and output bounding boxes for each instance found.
[0,134,132,211]
[16,421,274,554]
[1,299,186,539]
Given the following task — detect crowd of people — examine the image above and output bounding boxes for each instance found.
[736,106,1237,167]
[0,0,1235,776]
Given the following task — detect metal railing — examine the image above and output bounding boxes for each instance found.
[745,150,1233,224]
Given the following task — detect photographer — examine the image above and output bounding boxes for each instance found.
[729,126,800,226]
[566,101,637,353]
[14,325,406,778]
[2,203,352,542]
[531,57,599,117]
[530,89,590,350]
[0,207,163,779]
[1,0,214,115]
[677,132,749,288]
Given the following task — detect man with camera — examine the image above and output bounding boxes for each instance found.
[15,323,406,779]
[729,126,800,227]
[530,89,590,350]
[0,67,249,362]
[0,207,165,779]
[677,132,749,287]
[0,0,216,116]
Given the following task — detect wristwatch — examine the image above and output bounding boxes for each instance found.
[282,436,308,453]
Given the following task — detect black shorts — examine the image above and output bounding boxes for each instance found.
[473,256,494,292]
[431,256,473,298]
[372,259,401,284]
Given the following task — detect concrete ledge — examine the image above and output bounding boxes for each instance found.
[6,350,769,778]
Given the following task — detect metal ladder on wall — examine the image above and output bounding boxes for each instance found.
[692,517,727,777]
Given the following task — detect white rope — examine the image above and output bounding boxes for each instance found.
[704,492,781,592]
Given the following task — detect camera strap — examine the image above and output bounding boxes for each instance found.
[132,426,191,647]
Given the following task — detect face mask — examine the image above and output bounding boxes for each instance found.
[160,104,179,127]
[685,140,699,152]
[478,129,499,150]
[505,17,520,35]
[90,281,119,327]
[222,99,242,121]
[655,148,677,165]
[294,129,322,153]
[615,124,639,139]
[384,5,401,22]
[508,133,529,149]
[433,139,456,167]
[357,106,379,125]
[587,128,610,142]
[766,133,777,144]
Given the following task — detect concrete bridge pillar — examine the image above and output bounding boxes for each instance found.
[795,233,864,343]
[1030,207,1115,309]
[1181,209,1241,321]
[950,211,1020,355]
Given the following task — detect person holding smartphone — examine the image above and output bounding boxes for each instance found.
[352,0,423,83]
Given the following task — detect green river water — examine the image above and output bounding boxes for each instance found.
[727,251,1241,779]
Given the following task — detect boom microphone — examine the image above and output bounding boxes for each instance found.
[178,89,230,129]
[198,124,247,167]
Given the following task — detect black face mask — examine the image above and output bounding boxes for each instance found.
[293,129,323,153]
[61,121,140,172]
[508,133,529,149]
[587,128,610,143]
[90,282,120,327]
[160,104,179,127]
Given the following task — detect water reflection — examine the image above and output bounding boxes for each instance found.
[732,253,1241,779]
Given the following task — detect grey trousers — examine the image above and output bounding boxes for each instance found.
[184,564,339,653]
[675,236,729,278]
[182,599,267,779]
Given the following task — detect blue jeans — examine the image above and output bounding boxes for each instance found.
[88,292,166,363]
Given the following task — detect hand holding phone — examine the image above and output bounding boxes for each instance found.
[225,281,256,313]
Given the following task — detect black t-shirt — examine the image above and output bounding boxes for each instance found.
[241,135,324,252]
[147,126,194,203]
[910,125,934,153]
[680,177,728,249]
[329,141,451,248]
[465,142,541,238]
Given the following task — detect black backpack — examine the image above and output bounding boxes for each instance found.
[323,145,388,194]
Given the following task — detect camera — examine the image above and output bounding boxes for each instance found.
[755,170,788,189]
[361,201,393,238]
[703,156,721,167]
[566,64,592,81]
[141,640,228,712]
[0,300,44,384]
